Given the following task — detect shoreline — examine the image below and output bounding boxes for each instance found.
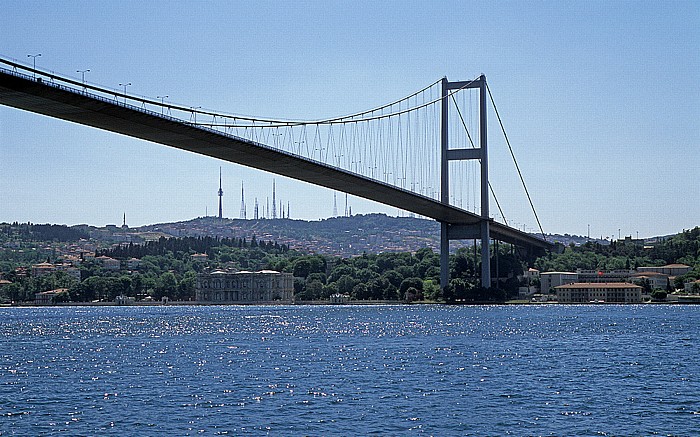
[3,298,700,308]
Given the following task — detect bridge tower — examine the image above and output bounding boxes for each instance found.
[440,75,491,290]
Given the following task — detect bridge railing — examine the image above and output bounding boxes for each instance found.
[0,62,396,185]
[0,57,477,218]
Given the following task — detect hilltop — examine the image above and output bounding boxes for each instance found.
[4,214,618,258]
[119,214,441,256]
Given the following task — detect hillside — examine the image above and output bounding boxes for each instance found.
[135,214,441,256]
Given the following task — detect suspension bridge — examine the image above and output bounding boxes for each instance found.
[0,57,552,290]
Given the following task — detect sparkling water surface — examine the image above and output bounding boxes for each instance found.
[1,304,699,435]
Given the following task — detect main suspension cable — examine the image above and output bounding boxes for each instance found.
[485,82,547,241]
[450,93,508,225]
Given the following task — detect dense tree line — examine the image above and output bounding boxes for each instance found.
[536,227,700,289]
[3,227,698,305]
[98,235,289,259]
[0,222,88,242]
[1,239,528,304]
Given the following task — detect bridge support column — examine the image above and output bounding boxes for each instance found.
[481,222,491,288]
[440,222,449,291]
[478,75,491,289]
[441,75,491,291]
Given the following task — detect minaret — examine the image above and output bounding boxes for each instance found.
[218,167,223,219]
[240,182,246,219]
[254,198,259,219]
[272,180,277,219]
[121,212,128,229]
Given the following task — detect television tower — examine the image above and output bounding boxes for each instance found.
[240,182,246,219]
[254,198,259,219]
[271,180,277,219]
[333,192,338,217]
[218,167,223,219]
[344,193,349,217]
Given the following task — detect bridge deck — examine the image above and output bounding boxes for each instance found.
[0,69,550,251]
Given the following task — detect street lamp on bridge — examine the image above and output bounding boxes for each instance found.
[157,95,169,115]
[119,82,131,104]
[189,106,202,123]
[76,69,90,88]
[27,54,41,78]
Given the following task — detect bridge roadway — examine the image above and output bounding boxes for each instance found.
[0,68,550,252]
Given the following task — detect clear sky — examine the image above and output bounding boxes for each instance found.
[1,0,698,239]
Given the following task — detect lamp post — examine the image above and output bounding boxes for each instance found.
[119,82,131,104]
[77,69,90,89]
[157,95,169,115]
[189,106,201,123]
[27,54,41,78]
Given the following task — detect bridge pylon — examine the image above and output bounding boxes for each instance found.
[440,75,491,291]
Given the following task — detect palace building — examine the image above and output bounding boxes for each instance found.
[196,270,294,304]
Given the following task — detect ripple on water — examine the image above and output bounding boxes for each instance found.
[0,304,699,434]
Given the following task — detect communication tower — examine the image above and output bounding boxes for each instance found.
[218,167,223,219]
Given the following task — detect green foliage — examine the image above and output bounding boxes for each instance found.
[535,227,700,275]
[0,222,88,242]
[14,223,700,305]
[99,235,289,260]
[651,290,668,301]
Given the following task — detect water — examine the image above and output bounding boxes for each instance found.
[1,304,698,435]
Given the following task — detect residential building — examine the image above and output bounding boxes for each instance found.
[196,270,294,303]
[81,251,96,261]
[540,271,578,293]
[96,256,121,270]
[126,258,141,270]
[31,262,56,277]
[629,272,670,290]
[638,264,691,276]
[330,293,349,304]
[523,268,540,282]
[555,282,643,303]
[576,269,634,283]
[34,288,68,305]
[684,280,700,294]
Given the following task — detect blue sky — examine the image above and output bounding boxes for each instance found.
[1,0,698,239]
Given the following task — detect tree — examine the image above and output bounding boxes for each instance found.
[381,270,404,289]
[399,277,424,301]
[177,271,197,300]
[307,272,327,285]
[292,259,312,278]
[651,290,667,301]
[305,280,324,300]
[155,272,178,299]
[352,283,369,300]
[328,263,355,283]
[335,274,357,295]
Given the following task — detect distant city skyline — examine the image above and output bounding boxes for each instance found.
[0,1,698,239]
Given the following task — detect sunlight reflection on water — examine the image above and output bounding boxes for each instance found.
[1,304,699,435]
